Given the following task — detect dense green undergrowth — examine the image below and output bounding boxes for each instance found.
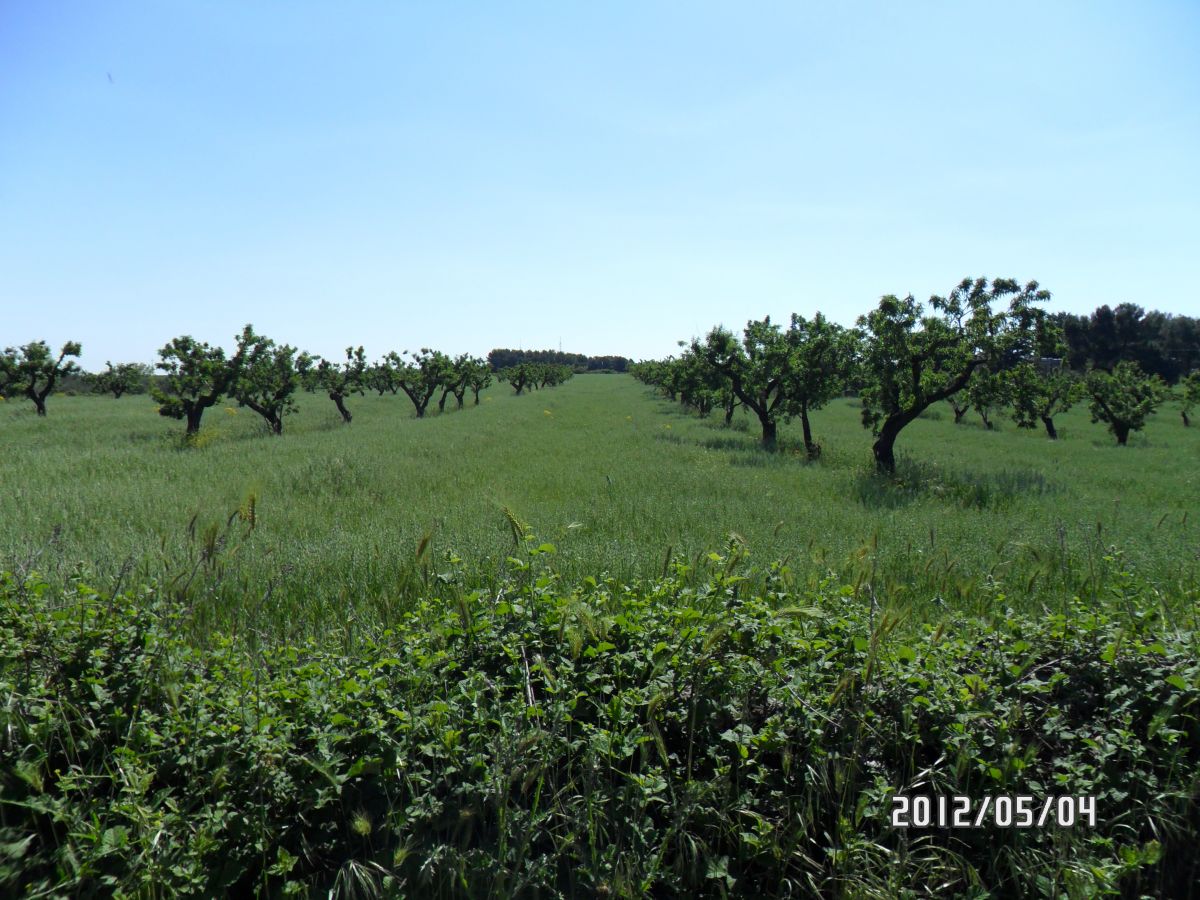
[3,541,1198,898]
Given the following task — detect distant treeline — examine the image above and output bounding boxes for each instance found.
[1054,304,1199,382]
[487,348,630,373]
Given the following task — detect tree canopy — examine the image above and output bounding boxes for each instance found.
[857,277,1048,472]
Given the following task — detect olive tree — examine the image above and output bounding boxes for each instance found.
[858,277,1047,473]
[86,362,151,399]
[231,325,310,435]
[0,340,82,416]
[1085,361,1166,445]
[152,336,236,436]
[312,346,367,424]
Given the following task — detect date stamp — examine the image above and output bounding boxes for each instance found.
[891,794,1096,829]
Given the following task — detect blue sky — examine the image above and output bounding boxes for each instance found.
[2,2,1197,369]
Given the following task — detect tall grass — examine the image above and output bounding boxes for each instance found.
[1,377,1196,643]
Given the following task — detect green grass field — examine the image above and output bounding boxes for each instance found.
[4,375,1199,896]
[1,374,1196,642]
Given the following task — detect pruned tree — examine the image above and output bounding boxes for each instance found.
[1085,361,1166,445]
[535,363,573,389]
[1006,360,1079,440]
[230,325,310,435]
[498,363,534,395]
[312,346,367,424]
[672,346,721,417]
[439,353,473,412]
[366,359,402,396]
[1178,370,1200,427]
[152,336,237,436]
[1004,315,1077,439]
[946,395,970,424]
[777,313,858,458]
[0,341,82,416]
[701,321,792,448]
[630,359,678,400]
[465,357,492,404]
[858,277,1048,473]
[966,366,1005,430]
[393,348,451,418]
[701,313,856,454]
[86,361,151,399]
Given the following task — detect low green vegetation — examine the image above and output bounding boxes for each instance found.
[2,363,1198,896]
[3,540,1198,896]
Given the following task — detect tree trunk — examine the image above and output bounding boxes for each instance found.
[760,416,777,449]
[953,406,966,424]
[980,410,992,430]
[1114,421,1130,445]
[1041,416,1058,440]
[1183,410,1191,427]
[438,389,450,413]
[473,388,482,405]
[872,411,917,475]
[185,406,204,435]
[724,403,734,425]
[800,403,818,459]
[32,396,47,416]
[455,390,466,409]
[330,392,352,424]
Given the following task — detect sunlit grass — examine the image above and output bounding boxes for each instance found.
[2,375,1196,641]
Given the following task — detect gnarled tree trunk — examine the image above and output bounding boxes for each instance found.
[330,392,352,424]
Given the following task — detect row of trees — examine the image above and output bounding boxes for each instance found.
[633,277,1198,472]
[155,330,561,436]
[2,328,574,438]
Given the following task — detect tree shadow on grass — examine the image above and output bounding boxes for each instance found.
[852,456,1060,511]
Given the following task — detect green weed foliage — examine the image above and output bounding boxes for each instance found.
[2,544,1198,897]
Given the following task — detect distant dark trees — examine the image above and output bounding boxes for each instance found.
[487,348,630,373]
[1057,305,1199,383]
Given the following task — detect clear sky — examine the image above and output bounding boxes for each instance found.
[2,2,1197,369]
